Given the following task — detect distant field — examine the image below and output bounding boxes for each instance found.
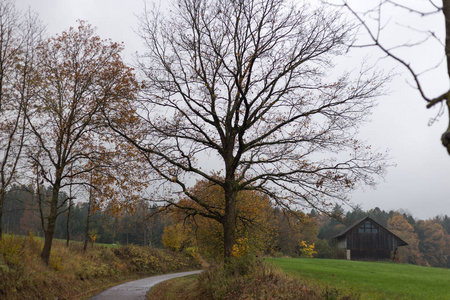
[267,257,450,300]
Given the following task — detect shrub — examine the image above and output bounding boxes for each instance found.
[198,255,322,300]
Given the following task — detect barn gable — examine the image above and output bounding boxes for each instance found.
[335,216,408,261]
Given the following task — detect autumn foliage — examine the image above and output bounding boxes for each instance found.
[23,20,146,264]
[416,220,449,267]
[163,179,276,259]
[387,213,424,265]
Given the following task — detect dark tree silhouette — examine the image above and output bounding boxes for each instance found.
[336,0,450,154]
[113,0,389,259]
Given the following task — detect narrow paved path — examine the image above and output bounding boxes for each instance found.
[89,270,202,300]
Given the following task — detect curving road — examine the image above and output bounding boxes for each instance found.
[89,270,203,300]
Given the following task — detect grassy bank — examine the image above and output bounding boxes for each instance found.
[0,234,200,299]
[148,257,450,299]
[146,274,204,300]
[268,257,450,299]
[147,256,356,299]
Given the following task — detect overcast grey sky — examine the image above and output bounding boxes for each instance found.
[14,0,450,220]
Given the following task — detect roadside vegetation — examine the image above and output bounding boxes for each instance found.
[148,256,357,300]
[0,234,200,299]
[149,256,450,300]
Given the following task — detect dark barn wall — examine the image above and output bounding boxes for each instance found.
[345,222,403,260]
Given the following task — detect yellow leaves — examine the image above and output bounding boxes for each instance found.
[169,178,276,258]
[298,240,317,258]
[89,229,99,244]
[162,223,193,252]
[231,237,249,257]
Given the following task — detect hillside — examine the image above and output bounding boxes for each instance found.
[0,234,200,299]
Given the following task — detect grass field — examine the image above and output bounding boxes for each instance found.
[267,257,450,300]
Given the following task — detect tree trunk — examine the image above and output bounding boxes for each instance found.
[223,180,237,259]
[66,198,71,247]
[41,184,60,265]
[442,0,450,154]
[0,189,5,240]
[83,193,92,251]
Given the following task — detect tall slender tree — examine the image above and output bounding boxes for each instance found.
[110,0,389,259]
[0,1,42,238]
[25,21,140,264]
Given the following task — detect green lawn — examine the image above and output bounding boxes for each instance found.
[267,257,450,300]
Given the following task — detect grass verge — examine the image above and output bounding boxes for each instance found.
[147,256,357,299]
[146,274,203,300]
[267,257,450,300]
[0,233,200,299]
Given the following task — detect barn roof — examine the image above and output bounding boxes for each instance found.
[334,216,408,246]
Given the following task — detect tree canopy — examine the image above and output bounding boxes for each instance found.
[25,21,142,264]
[107,0,389,259]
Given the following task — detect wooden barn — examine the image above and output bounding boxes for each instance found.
[334,216,408,261]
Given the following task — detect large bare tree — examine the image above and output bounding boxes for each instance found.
[0,1,42,238]
[335,0,450,154]
[116,0,388,259]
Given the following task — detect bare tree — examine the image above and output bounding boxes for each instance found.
[113,0,389,259]
[334,0,450,154]
[0,1,42,238]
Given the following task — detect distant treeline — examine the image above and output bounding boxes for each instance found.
[2,185,449,268]
[1,185,167,247]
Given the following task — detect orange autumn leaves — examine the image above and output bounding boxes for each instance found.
[32,20,148,217]
[24,20,148,263]
[162,179,276,258]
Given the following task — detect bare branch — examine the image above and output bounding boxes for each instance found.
[120,0,389,258]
